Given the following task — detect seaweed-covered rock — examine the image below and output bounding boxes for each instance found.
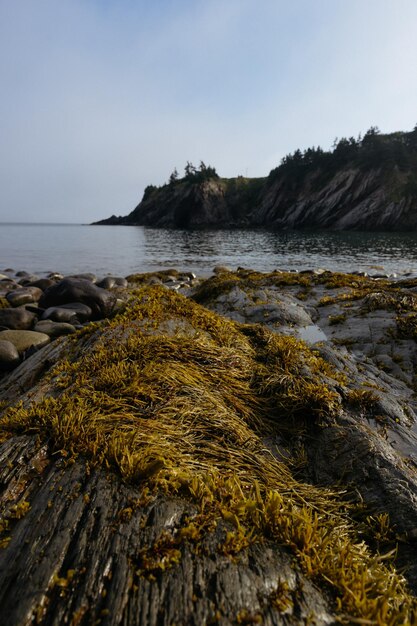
[1,284,417,625]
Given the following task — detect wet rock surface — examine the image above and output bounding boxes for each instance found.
[0,271,129,371]
[39,277,117,319]
[2,266,417,624]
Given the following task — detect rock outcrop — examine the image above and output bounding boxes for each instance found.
[95,128,417,230]
[2,271,417,624]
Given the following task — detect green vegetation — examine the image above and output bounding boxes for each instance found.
[168,161,219,186]
[268,125,417,197]
[1,286,417,623]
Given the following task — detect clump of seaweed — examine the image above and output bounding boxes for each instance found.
[328,313,347,325]
[126,269,180,285]
[0,285,416,624]
[191,270,312,305]
[397,313,417,340]
[346,388,380,408]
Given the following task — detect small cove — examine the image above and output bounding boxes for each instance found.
[2,223,417,277]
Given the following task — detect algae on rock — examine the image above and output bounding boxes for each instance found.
[1,285,417,625]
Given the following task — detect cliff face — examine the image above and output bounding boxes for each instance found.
[99,177,262,228]
[95,128,417,230]
[255,165,417,230]
[96,166,417,231]
[127,179,231,228]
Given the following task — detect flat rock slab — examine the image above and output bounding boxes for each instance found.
[0,330,50,354]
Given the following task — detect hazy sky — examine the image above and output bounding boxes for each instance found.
[1,0,417,223]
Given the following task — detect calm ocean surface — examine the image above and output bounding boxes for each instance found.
[1,223,417,278]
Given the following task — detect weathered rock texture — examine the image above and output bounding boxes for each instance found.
[95,128,417,230]
[2,274,417,624]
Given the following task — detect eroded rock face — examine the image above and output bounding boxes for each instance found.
[191,269,417,566]
[0,437,336,626]
[94,165,417,231]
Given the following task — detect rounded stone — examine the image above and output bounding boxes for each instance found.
[114,277,128,288]
[47,273,64,281]
[6,287,43,307]
[34,320,76,337]
[97,277,116,289]
[41,307,79,324]
[65,273,97,283]
[0,330,50,354]
[18,274,40,286]
[28,278,57,291]
[47,302,93,322]
[0,279,19,290]
[97,276,128,289]
[39,278,116,319]
[0,308,36,330]
[0,339,20,370]
[213,265,232,275]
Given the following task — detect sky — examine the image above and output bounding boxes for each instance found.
[1,0,417,223]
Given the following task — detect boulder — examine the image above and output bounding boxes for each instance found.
[39,278,117,319]
[0,330,50,354]
[41,307,79,324]
[28,278,57,291]
[0,308,35,330]
[34,320,76,337]
[65,273,97,283]
[45,302,93,322]
[97,276,128,289]
[0,339,20,370]
[6,287,43,307]
[18,274,40,286]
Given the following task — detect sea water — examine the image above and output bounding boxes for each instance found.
[1,223,417,278]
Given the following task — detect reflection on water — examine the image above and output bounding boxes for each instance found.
[296,325,328,344]
[142,228,417,277]
[1,224,417,277]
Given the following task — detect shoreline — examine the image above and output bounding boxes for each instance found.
[1,265,417,622]
[0,268,417,626]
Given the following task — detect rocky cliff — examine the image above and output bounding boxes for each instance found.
[95,127,417,230]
